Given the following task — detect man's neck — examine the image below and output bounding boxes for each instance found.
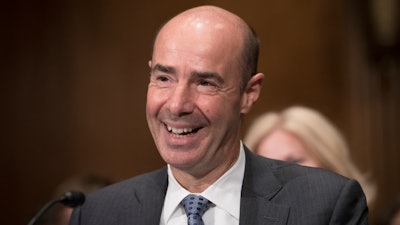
[171,149,240,193]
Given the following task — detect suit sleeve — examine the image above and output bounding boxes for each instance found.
[329,179,369,225]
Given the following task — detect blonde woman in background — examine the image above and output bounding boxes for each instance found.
[244,105,376,208]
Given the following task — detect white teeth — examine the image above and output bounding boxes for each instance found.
[167,126,194,134]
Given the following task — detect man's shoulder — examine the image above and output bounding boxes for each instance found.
[87,167,167,201]
[243,149,368,224]
[70,168,168,224]
[245,149,365,203]
[245,148,351,186]
[269,157,347,184]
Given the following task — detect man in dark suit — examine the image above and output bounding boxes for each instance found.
[69,5,368,225]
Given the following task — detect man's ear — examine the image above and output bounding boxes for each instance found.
[240,73,264,114]
[148,60,152,68]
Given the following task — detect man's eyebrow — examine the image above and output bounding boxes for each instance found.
[151,64,176,74]
[192,71,224,84]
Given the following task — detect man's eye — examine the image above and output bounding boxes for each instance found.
[199,80,214,86]
[157,76,169,82]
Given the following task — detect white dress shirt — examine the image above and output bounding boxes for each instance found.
[160,142,246,225]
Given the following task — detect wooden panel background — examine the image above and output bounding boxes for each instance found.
[1,1,398,224]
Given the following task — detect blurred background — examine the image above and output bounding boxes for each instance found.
[1,0,399,224]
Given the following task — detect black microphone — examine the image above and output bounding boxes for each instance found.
[59,190,86,207]
[27,191,86,225]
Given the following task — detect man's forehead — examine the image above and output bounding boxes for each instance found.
[156,6,244,42]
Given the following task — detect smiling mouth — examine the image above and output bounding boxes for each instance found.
[166,125,201,136]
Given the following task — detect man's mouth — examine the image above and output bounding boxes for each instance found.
[166,125,201,136]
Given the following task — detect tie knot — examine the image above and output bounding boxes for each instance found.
[181,194,213,218]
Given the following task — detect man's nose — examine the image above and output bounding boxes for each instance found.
[167,85,195,116]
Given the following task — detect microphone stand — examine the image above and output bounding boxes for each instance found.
[27,191,85,225]
[27,198,60,225]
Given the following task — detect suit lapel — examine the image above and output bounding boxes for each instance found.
[128,150,291,224]
[240,197,289,225]
[132,168,169,225]
[239,148,289,225]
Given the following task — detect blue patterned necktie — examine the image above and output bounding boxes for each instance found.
[180,194,213,225]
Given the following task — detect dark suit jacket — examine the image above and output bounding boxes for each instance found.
[69,148,368,225]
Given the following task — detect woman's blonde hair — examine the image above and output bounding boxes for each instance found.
[244,105,376,207]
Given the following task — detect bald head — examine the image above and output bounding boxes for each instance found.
[152,6,259,91]
[163,5,248,33]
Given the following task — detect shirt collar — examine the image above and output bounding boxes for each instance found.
[163,142,246,221]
